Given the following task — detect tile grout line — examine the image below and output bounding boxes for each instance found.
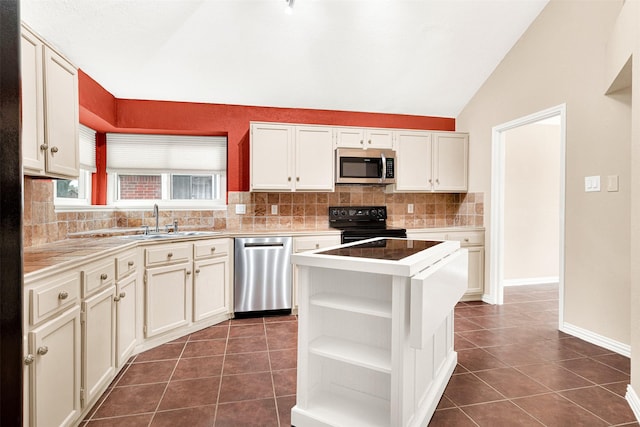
[212,320,232,426]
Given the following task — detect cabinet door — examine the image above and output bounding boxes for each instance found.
[145,262,192,337]
[82,285,116,407]
[43,46,79,178]
[116,273,137,367]
[365,128,394,149]
[250,123,294,191]
[193,256,229,321]
[295,126,335,191]
[465,247,484,296]
[28,306,81,427]
[335,127,365,148]
[432,133,468,192]
[395,130,432,191]
[21,28,45,174]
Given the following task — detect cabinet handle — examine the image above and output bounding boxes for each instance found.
[167,252,173,258]
[114,292,126,302]
[24,354,34,365]
[37,346,48,356]
[39,144,48,151]
[186,270,192,275]
[428,179,433,184]
[360,140,364,145]
[50,146,59,154]
[368,139,372,145]
[435,178,440,185]
[296,177,300,182]
[195,269,201,274]
[287,177,292,182]
[100,273,108,280]
[128,261,135,267]
[464,238,470,242]
[210,247,216,253]
[58,291,69,300]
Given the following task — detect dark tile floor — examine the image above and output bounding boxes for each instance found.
[81,284,638,426]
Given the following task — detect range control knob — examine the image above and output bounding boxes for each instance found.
[330,209,339,217]
[340,210,347,217]
[378,208,386,217]
[370,209,378,218]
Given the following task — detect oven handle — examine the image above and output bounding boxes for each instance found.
[381,152,387,182]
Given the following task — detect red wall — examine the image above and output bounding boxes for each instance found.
[78,70,455,192]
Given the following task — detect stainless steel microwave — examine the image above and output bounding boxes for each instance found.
[336,148,396,184]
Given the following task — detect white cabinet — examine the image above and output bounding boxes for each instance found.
[292,234,341,311]
[81,285,116,407]
[21,24,79,179]
[114,250,138,367]
[250,122,334,192]
[394,130,468,192]
[193,239,231,321]
[26,306,81,427]
[335,127,393,149]
[406,229,484,300]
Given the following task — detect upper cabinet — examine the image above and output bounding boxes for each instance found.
[21,24,79,179]
[335,127,393,149]
[394,130,468,192]
[250,123,334,192]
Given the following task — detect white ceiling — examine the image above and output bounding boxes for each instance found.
[21,0,548,118]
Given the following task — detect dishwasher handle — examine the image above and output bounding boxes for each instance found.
[243,242,285,248]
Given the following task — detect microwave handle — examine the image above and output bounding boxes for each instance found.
[381,152,387,182]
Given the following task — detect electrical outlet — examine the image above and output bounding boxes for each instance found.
[235,204,246,214]
[271,205,278,215]
[407,203,414,214]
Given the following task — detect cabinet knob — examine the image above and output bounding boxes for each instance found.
[24,354,35,365]
[288,177,292,182]
[39,144,48,151]
[37,346,48,356]
[360,140,364,145]
[195,269,201,274]
[428,179,433,184]
[435,178,440,185]
[296,177,300,182]
[167,252,173,258]
[114,292,126,302]
[368,139,372,145]
[128,261,135,267]
[210,247,216,253]
[58,291,69,300]
[186,270,192,275]
[315,243,320,249]
[100,273,108,280]
[50,146,59,154]
[464,238,470,242]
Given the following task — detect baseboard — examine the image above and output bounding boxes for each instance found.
[626,385,640,423]
[503,276,559,287]
[561,321,631,357]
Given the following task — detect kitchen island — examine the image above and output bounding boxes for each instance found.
[291,238,468,427]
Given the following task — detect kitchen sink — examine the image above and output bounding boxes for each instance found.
[119,231,221,240]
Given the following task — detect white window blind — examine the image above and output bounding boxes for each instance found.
[106,134,227,173]
[79,124,96,172]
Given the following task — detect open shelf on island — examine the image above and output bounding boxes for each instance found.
[310,293,392,318]
[309,336,391,373]
[301,389,390,427]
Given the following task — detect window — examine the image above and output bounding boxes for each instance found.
[54,125,95,206]
[106,134,227,208]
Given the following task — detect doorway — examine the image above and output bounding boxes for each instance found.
[489,105,566,327]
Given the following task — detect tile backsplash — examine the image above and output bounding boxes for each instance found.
[23,177,483,248]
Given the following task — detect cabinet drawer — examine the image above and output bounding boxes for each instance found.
[445,231,484,246]
[194,239,229,260]
[145,243,192,266]
[29,271,80,325]
[116,251,137,280]
[294,236,340,252]
[82,258,116,297]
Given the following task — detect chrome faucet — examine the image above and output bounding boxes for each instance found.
[153,203,159,233]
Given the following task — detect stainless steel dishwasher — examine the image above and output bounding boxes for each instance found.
[234,236,292,316]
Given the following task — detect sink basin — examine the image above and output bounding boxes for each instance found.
[119,231,221,240]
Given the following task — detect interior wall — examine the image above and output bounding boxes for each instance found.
[77,71,455,193]
[503,122,560,283]
[456,0,631,345]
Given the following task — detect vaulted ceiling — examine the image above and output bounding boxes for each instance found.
[21,0,548,118]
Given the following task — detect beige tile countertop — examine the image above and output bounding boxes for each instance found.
[23,226,483,276]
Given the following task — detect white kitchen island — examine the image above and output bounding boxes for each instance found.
[291,238,468,427]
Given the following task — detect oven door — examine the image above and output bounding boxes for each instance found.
[341,227,407,244]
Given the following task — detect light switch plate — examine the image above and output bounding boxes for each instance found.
[607,175,619,192]
[271,205,278,215]
[585,176,600,192]
[407,203,414,214]
[235,204,246,214]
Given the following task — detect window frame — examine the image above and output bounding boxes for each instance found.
[53,169,92,208]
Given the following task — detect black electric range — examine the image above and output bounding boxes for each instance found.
[328,206,407,245]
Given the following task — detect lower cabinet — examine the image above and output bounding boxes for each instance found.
[81,285,116,407]
[115,272,137,367]
[27,306,81,427]
[144,261,192,338]
[193,256,229,321]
